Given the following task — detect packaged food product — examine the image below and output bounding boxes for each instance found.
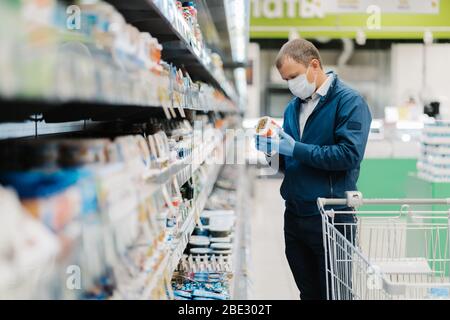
[189,235,210,248]
[192,289,227,300]
[208,226,231,238]
[210,243,232,251]
[193,226,209,237]
[190,248,211,255]
[255,116,281,137]
[209,236,231,243]
[0,186,60,299]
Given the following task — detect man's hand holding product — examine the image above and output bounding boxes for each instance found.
[255,128,295,158]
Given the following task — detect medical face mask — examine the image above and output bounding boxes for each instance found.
[287,66,317,100]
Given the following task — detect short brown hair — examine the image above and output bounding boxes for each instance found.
[275,39,322,69]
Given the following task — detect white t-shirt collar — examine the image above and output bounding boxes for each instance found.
[311,73,334,100]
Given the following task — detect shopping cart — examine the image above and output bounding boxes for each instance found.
[318,191,450,300]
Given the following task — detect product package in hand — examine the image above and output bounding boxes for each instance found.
[255,116,282,156]
[255,116,281,138]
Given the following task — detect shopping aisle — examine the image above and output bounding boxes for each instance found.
[0,1,248,300]
[249,177,299,300]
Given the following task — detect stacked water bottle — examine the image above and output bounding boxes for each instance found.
[417,120,450,182]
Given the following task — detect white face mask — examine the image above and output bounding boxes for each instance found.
[287,66,317,100]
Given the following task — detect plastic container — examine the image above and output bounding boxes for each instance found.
[190,248,211,255]
[211,250,232,255]
[210,236,232,243]
[255,116,281,138]
[193,226,209,237]
[189,235,210,248]
[210,243,232,251]
[208,226,231,238]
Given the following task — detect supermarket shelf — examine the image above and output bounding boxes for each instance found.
[138,163,223,298]
[194,0,222,54]
[143,133,223,190]
[0,98,169,124]
[0,119,105,140]
[105,0,237,103]
[142,158,191,185]
[167,208,196,274]
[136,135,226,297]
[167,163,223,278]
[165,134,236,282]
[140,254,170,300]
[0,96,237,125]
[0,0,241,124]
[111,133,227,300]
[202,0,232,59]
[230,165,250,300]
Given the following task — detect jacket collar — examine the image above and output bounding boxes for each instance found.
[297,71,338,105]
[314,72,334,98]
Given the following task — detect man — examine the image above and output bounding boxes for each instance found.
[255,39,372,300]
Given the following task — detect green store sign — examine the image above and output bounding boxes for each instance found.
[250,0,450,39]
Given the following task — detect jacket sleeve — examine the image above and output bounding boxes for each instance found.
[292,94,372,171]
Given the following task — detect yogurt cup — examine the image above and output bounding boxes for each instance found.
[255,116,281,138]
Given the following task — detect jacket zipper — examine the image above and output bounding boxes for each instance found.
[301,115,312,142]
[329,175,334,197]
[300,97,325,142]
[300,75,335,142]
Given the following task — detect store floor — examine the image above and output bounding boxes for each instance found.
[249,177,299,300]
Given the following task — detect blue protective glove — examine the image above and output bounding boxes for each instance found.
[254,135,273,155]
[254,130,296,157]
[277,130,296,157]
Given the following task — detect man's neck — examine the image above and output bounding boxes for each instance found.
[314,70,328,93]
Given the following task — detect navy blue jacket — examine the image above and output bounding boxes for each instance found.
[273,72,372,216]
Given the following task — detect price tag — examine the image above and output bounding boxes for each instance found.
[172,176,182,199]
[158,87,171,120]
[161,185,175,214]
[153,133,165,159]
[169,92,178,118]
[168,65,178,118]
[148,134,158,160]
[174,92,185,118]
[164,271,174,300]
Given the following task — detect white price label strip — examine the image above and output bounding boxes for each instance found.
[158,87,171,120]
[169,93,178,118]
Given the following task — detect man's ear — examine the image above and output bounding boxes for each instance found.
[311,59,320,69]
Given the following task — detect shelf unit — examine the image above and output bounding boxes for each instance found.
[0,1,240,127]
[0,91,237,125]
[105,0,237,103]
[166,162,223,277]
[109,127,233,300]
[230,164,251,300]
[0,0,245,300]
[142,131,223,195]
[120,146,226,300]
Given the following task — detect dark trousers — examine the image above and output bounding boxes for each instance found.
[284,206,356,300]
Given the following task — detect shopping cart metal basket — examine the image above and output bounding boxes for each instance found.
[318,191,450,300]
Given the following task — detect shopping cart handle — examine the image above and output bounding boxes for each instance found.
[317,198,348,208]
[317,193,450,210]
[317,191,363,208]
